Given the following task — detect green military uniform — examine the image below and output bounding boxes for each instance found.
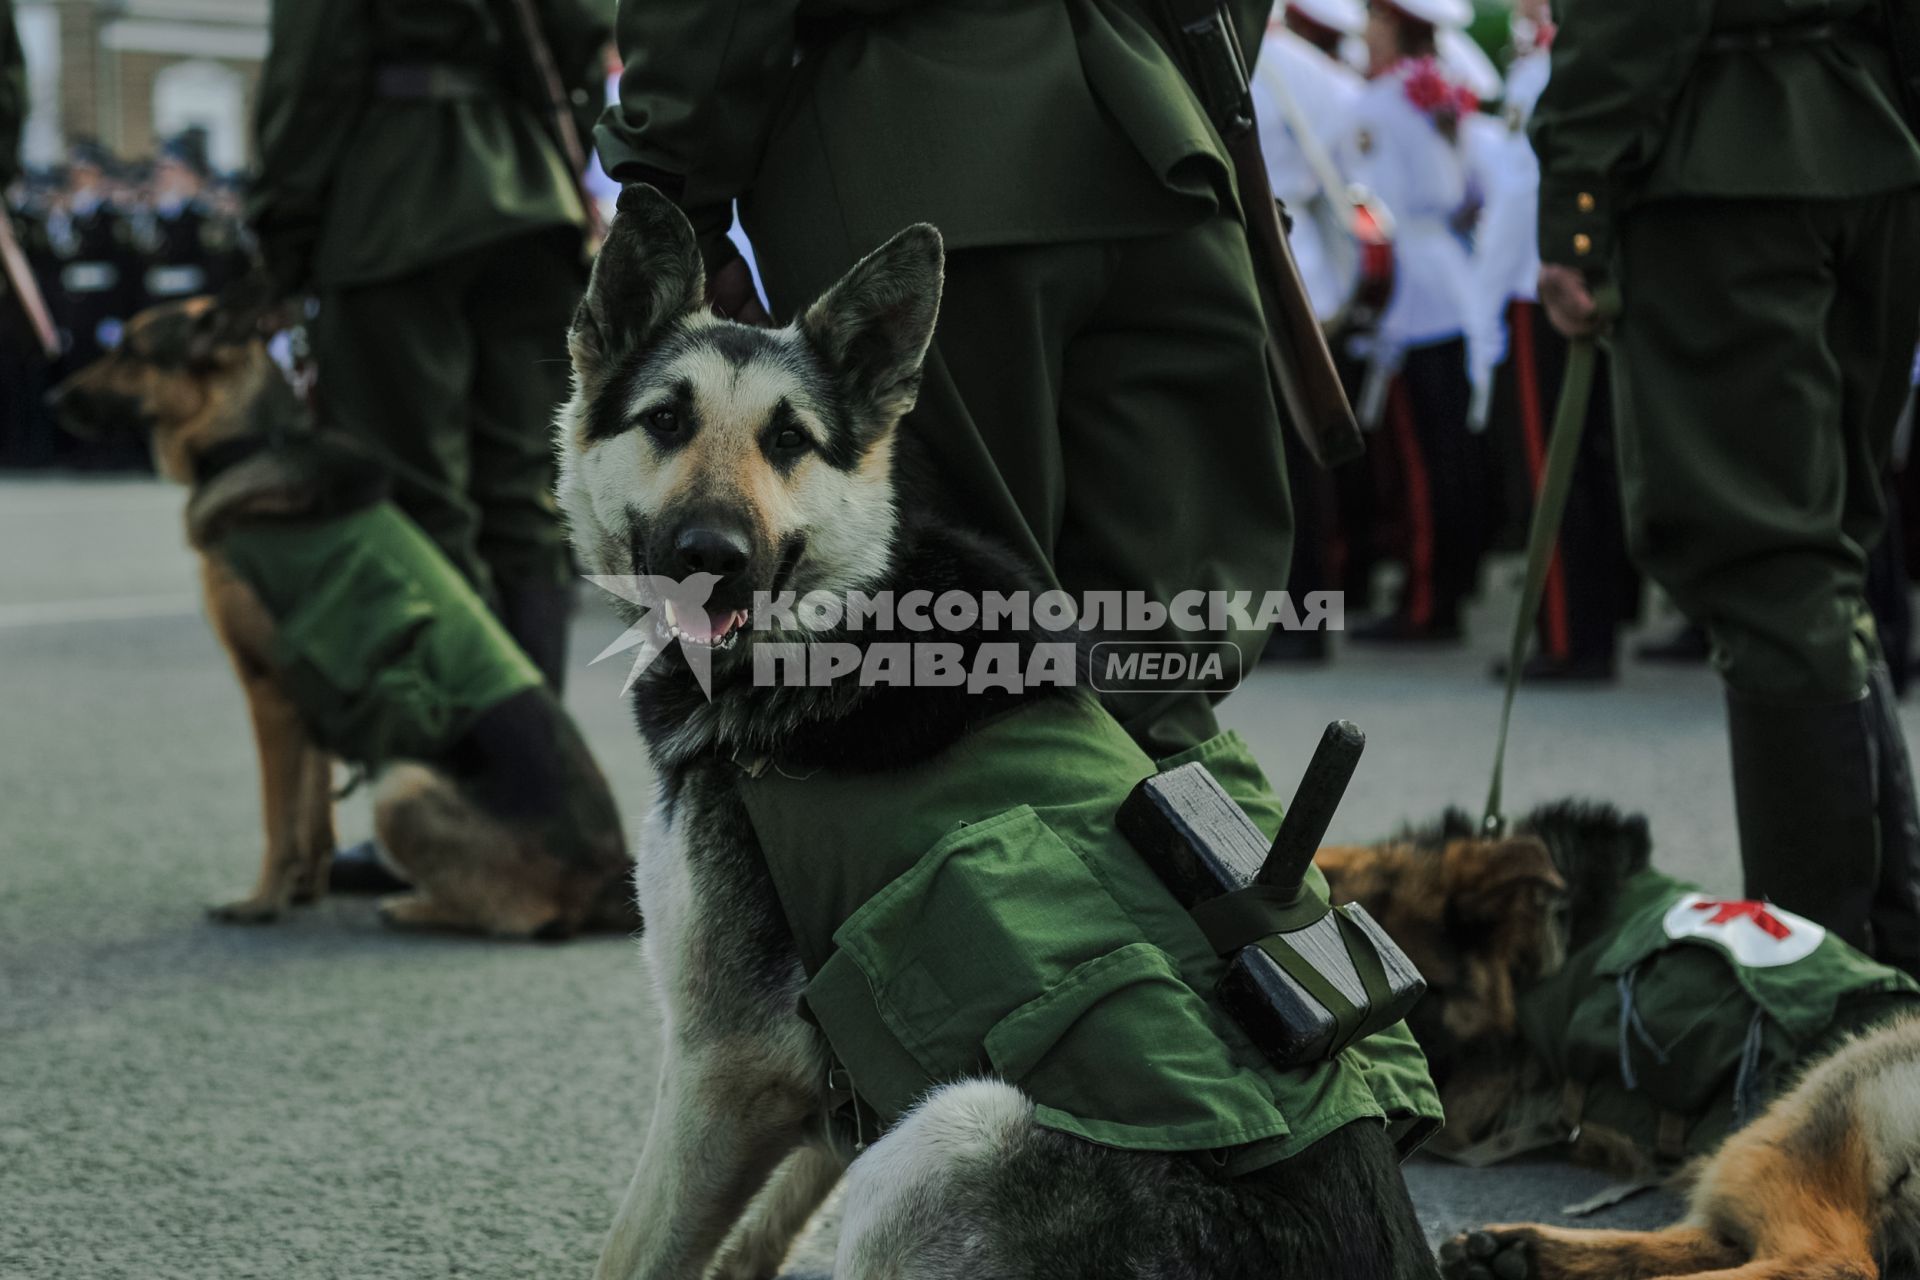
[598,0,1294,757]
[250,0,612,686]
[1532,0,1920,971]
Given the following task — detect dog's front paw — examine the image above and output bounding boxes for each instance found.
[1438,1228,1532,1280]
[208,894,285,925]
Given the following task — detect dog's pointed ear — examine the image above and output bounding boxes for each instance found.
[800,223,943,437]
[572,185,706,374]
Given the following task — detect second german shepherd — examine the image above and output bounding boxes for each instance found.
[1439,1015,1920,1280]
[557,185,1437,1279]
[53,288,635,938]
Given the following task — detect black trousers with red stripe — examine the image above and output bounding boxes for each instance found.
[1492,299,1637,663]
[1385,336,1487,630]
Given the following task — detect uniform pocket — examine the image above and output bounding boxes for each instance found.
[826,806,1292,1152]
[272,541,448,763]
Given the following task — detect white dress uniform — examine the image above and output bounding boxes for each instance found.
[1250,10,1365,322]
[1464,42,1551,403]
[1344,21,1489,639]
[1346,58,1475,354]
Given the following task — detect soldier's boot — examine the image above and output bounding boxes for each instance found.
[500,584,575,694]
[1727,686,1879,954]
[1866,660,1920,978]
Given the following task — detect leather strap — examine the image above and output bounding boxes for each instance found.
[1484,287,1620,830]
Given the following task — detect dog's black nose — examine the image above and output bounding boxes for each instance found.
[673,527,749,578]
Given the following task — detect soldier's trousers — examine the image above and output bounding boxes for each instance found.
[1383,336,1485,631]
[1612,190,1920,965]
[762,214,1293,759]
[314,228,583,606]
[1611,192,1920,700]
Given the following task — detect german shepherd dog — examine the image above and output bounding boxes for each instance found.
[1321,808,1920,1279]
[52,290,634,938]
[1438,1015,1920,1280]
[1314,804,1599,1140]
[557,183,1437,1280]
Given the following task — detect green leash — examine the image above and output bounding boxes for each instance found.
[1484,289,1618,831]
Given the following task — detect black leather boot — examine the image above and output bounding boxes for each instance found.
[1867,660,1920,977]
[500,584,575,693]
[1726,685,1879,952]
[328,838,410,894]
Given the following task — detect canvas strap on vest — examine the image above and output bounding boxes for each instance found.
[1483,285,1621,830]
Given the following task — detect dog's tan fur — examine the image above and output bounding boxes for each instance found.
[1447,1017,1920,1280]
[1319,834,1568,1140]
[59,298,629,935]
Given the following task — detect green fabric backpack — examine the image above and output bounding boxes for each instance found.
[1451,867,1918,1172]
[735,692,1442,1175]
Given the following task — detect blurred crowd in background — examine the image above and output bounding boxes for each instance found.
[2,0,1916,689]
[1,125,250,469]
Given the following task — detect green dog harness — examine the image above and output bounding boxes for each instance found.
[736,693,1441,1174]
[1435,867,1919,1171]
[216,502,543,767]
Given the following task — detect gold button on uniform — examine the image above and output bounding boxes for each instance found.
[1573,233,1593,256]
[1577,192,1596,213]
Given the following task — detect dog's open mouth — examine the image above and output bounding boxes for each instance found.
[663,599,749,649]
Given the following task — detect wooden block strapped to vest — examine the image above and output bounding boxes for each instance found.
[1119,721,1426,1069]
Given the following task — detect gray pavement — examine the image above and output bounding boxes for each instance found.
[5,474,1899,1278]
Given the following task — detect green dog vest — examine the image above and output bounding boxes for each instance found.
[736,693,1442,1174]
[216,503,543,767]
[1509,868,1919,1168]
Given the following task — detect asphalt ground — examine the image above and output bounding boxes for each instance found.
[8,473,1894,1277]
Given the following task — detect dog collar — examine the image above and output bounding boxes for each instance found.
[190,433,276,485]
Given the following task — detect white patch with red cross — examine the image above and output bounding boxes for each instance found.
[1660,893,1824,968]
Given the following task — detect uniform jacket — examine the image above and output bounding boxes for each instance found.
[738,695,1442,1171]
[1530,0,1920,268]
[1251,28,1363,322]
[595,0,1270,303]
[1346,60,1475,352]
[250,0,611,292]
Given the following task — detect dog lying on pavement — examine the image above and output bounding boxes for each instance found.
[1318,803,1920,1279]
[1439,1014,1920,1280]
[52,288,635,938]
[557,185,1440,1280]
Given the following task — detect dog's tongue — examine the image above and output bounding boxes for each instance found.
[667,600,746,644]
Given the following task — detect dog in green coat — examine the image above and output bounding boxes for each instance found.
[557,186,1437,1280]
[52,288,636,939]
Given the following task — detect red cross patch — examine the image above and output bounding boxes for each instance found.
[1661,892,1823,967]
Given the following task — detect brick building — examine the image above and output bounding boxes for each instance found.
[14,0,268,174]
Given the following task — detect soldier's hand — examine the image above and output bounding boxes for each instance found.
[1539,264,1602,339]
[709,256,771,326]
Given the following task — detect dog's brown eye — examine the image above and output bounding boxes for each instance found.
[643,407,681,438]
[771,427,808,453]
